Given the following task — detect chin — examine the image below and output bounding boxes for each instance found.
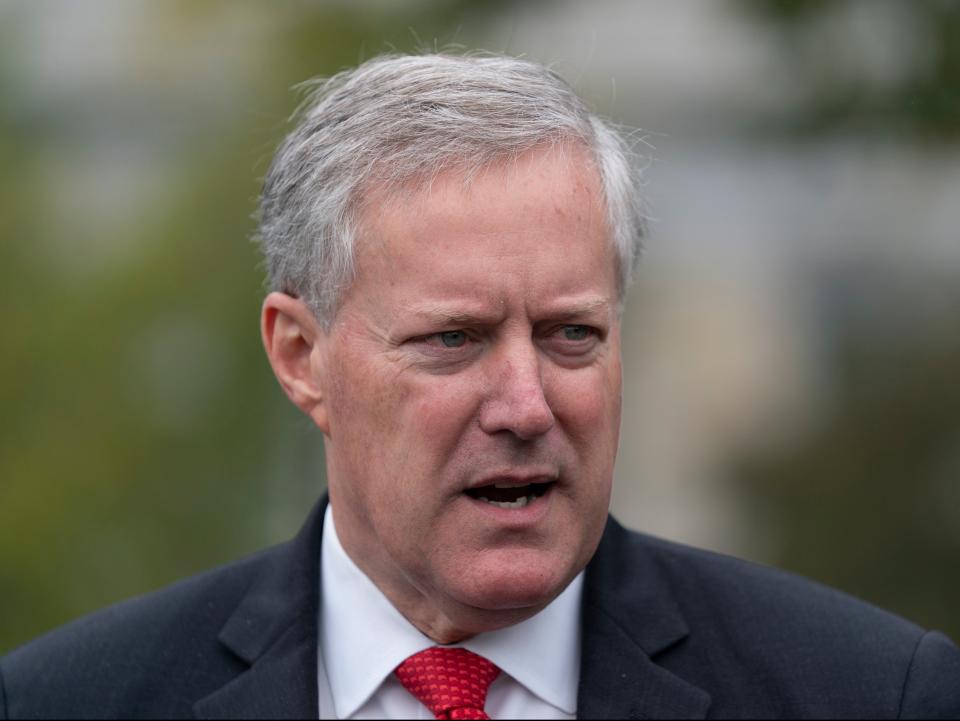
[447,549,578,613]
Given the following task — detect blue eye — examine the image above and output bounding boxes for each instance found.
[563,325,591,341]
[439,331,467,348]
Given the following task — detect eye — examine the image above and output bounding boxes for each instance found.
[404,329,479,371]
[562,325,591,341]
[438,330,467,348]
[543,324,601,360]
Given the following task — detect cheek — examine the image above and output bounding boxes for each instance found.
[607,355,623,429]
[406,375,484,459]
[330,349,483,483]
[551,360,622,440]
[413,375,480,422]
[325,348,415,509]
[328,344,411,437]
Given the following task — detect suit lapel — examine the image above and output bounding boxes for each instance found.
[577,517,711,720]
[192,624,317,719]
[194,501,330,720]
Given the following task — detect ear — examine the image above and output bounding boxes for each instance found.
[261,292,331,434]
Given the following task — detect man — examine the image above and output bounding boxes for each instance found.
[2,53,959,720]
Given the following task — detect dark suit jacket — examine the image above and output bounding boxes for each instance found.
[2,499,959,719]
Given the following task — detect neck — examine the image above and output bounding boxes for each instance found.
[382,583,547,645]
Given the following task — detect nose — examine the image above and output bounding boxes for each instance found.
[478,340,555,440]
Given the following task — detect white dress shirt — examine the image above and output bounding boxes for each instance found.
[319,504,581,719]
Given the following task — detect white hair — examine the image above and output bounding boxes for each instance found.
[258,53,647,327]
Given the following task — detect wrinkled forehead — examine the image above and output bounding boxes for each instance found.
[327,143,620,331]
[353,141,610,254]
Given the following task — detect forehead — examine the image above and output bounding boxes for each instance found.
[357,143,610,256]
[344,146,616,322]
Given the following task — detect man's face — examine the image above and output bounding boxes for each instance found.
[319,144,622,634]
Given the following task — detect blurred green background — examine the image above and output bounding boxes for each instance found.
[2,0,958,652]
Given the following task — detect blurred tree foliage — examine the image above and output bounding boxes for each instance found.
[730,0,960,640]
[739,0,960,142]
[0,0,501,652]
[733,271,960,640]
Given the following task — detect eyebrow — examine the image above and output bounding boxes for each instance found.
[407,296,612,326]
[544,296,611,318]
[410,307,501,326]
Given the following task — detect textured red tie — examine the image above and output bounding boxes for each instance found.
[395,646,501,720]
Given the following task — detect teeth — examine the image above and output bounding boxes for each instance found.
[478,495,535,509]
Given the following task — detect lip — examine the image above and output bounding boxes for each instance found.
[461,482,555,526]
[459,469,558,529]
[465,468,559,491]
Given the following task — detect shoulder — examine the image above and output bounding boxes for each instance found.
[0,544,283,720]
[601,523,960,717]
[635,529,923,650]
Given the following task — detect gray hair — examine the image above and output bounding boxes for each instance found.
[258,53,646,327]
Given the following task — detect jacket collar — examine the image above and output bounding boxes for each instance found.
[577,516,712,720]
[193,501,326,719]
[193,501,710,720]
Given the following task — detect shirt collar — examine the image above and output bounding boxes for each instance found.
[461,572,581,714]
[320,504,582,718]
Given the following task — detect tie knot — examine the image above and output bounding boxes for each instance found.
[395,647,501,720]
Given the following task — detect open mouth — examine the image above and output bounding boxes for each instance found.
[464,481,554,510]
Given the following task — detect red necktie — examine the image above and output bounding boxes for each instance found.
[395,646,501,720]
